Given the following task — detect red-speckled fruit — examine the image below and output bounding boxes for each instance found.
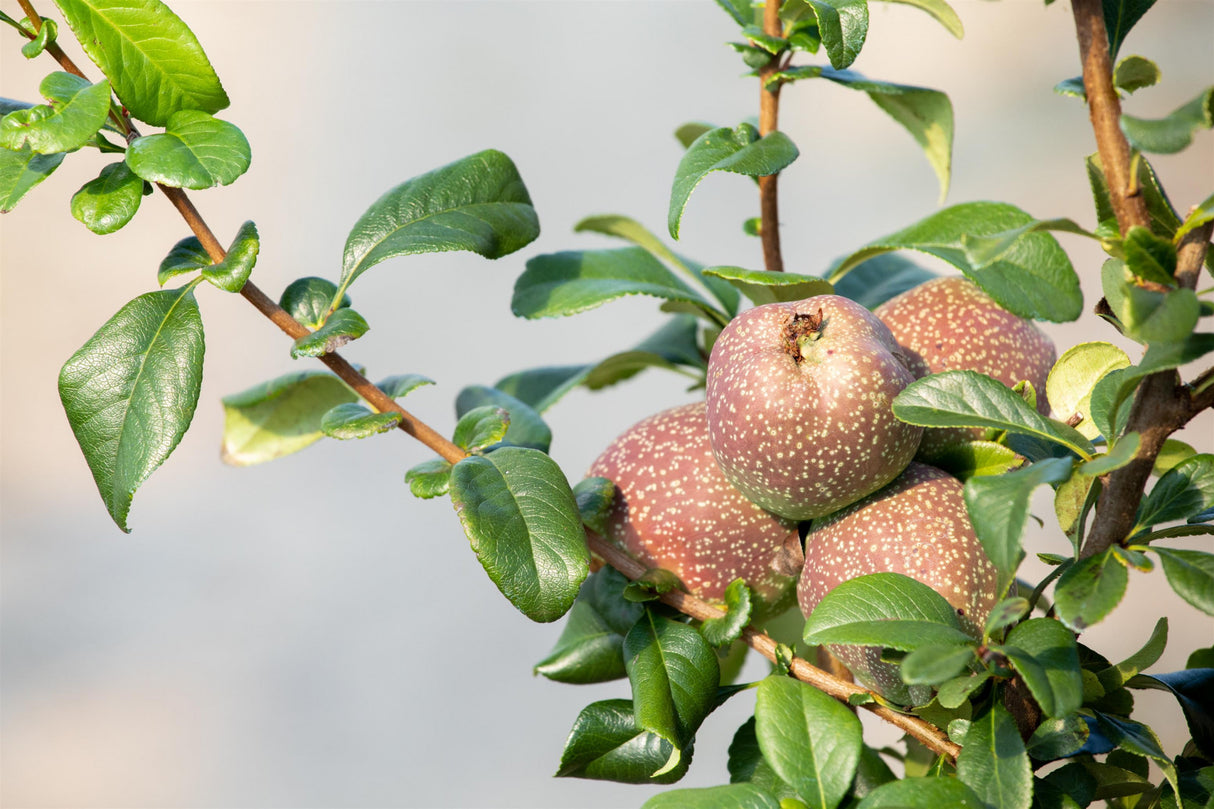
[587,402,800,615]
[706,295,923,521]
[874,276,1057,459]
[798,462,998,704]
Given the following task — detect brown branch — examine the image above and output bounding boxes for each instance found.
[757,0,784,273]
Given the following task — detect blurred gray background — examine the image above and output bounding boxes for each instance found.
[2,1,1212,806]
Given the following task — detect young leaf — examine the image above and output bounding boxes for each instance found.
[125,110,251,189]
[957,704,1032,809]
[51,0,228,126]
[157,236,211,286]
[0,72,111,154]
[404,458,452,500]
[555,699,691,784]
[828,202,1082,322]
[279,278,351,329]
[0,144,65,212]
[455,385,551,453]
[1002,618,1083,718]
[220,370,358,466]
[20,16,57,58]
[1113,55,1161,94]
[449,446,589,623]
[829,253,937,309]
[572,476,615,536]
[893,371,1095,459]
[289,308,369,359]
[1054,548,1129,631]
[1152,548,1214,615]
[58,286,204,532]
[855,776,987,808]
[964,457,1074,594]
[1079,432,1140,476]
[1136,454,1214,530]
[702,266,833,305]
[535,567,641,684]
[787,0,869,70]
[700,579,753,647]
[337,149,538,304]
[754,676,863,809]
[642,784,780,809]
[70,160,144,234]
[1122,225,1177,285]
[452,405,510,453]
[319,403,401,440]
[1045,342,1131,440]
[1120,86,1214,154]
[668,124,799,239]
[201,220,258,292]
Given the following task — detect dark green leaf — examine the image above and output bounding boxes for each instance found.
[937,671,991,709]
[449,446,589,623]
[455,385,551,453]
[318,403,401,440]
[58,286,204,531]
[1080,432,1140,476]
[1121,87,1214,154]
[642,784,779,809]
[556,699,690,784]
[279,277,350,330]
[52,0,228,126]
[807,620,974,651]
[803,573,965,646]
[700,579,753,648]
[376,373,434,399]
[957,704,1032,809]
[828,202,1082,322]
[125,110,249,190]
[668,124,799,239]
[20,17,57,58]
[157,236,210,286]
[289,308,369,359]
[1153,548,1214,615]
[493,365,590,413]
[625,610,720,776]
[702,266,833,305]
[1002,618,1083,718]
[0,143,65,211]
[536,568,642,684]
[584,351,697,390]
[70,160,143,234]
[1137,454,1214,530]
[894,371,1094,459]
[453,405,510,453]
[0,72,110,154]
[202,220,258,292]
[728,717,799,799]
[964,457,1075,594]
[404,458,452,499]
[1040,762,1098,808]
[856,776,987,808]
[1027,716,1090,762]
[929,440,1023,481]
[900,644,975,686]
[829,253,937,309]
[572,476,615,536]
[1113,55,1161,94]
[1054,548,1129,631]
[1103,0,1157,60]
[792,0,868,69]
[754,675,863,809]
[1128,668,1214,758]
[220,370,357,466]
[1094,713,1179,795]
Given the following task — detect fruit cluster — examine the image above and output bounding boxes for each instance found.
[585,276,1055,699]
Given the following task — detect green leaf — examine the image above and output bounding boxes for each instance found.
[1027,716,1091,762]
[572,476,615,536]
[675,121,716,149]
[70,160,144,234]
[928,440,1023,481]
[0,144,64,211]
[1113,55,1160,94]
[1094,713,1180,797]
[806,620,974,651]
[455,385,551,453]
[1054,548,1129,631]
[493,365,590,413]
[58,286,204,531]
[900,644,975,685]
[51,0,228,125]
[1089,336,1214,443]
[937,671,991,709]
[202,220,258,292]
[289,308,369,359]
[828,202,1082,322]
[404,458,451,500]
[317,403,401,440]
[1087,153,1182,239]
[0,72,110,154]
[643,784,780,809]
[1137,454,1214,530]
[728,717,800,799]
[20,17,57,58]
[957,704,1032,809]
[1105,617,1168,690]
[754,676,862,809]
[700,579,753,647]
[856,776,987,808]
[702,266,833,305]
[1045,342,1131,440]
[220,370,357,466]
[584,352,694,391]
[624,569,685,603]
[712,0,754,26]
[125,110,250,190]
[1153,548,1214,615]
[1114,283,1201,345]
[338,149,538,305]
[1121,87,1214,154]
[668,124,799,239]
[625,611,720,776]
[894,371,1095,459]
[279,277,350,330]
[1128,668,1214,758]
[964,457,1074,594]
[830,253,937,309]
[1079,432,1140,476]
[556,699,691,784]
[803,574,967,651]
[513,247,723,322]
[874,0,962,37]
[983,597,1030,637]
[449,446,589,623]
[1002,618,1083,718]
[453,405,510,453]
[157,236,210,286]
[536,567,642,684]
[792,0,869,69]
[1175,191,1214,241]
[376,373,434,399]
[1103,0,1157,60]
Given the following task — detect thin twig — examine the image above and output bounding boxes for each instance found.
[757,0,785,273]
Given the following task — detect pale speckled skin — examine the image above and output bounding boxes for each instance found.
[587,402,799,613]
[798,463,998,704]
[875,276,1057,459]
[705,296,923,521]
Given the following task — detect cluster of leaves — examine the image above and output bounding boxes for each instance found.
[7,0,1214,807]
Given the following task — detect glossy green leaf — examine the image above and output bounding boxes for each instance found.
[317,403,401,440]
[20,17,57,58]
[404,458,452,500]
[220,370,357,466]
[455,385,551,453]
[728,717,800,800]
[279,277,350,330]
[668,124,799,239]
[803,573,966,650]
[202,220,258,292]
[536,568,642,684]
[700,579,753,647]
[289,308,369,359]
[51,0,228,125]
[0,143,65,211]
[58,286,204,531]
[957,704,1032,809]
[900,644,975,686]
[829,253,937,309]
[702,266,833,305]
[754,676,862,809]
[125,110,249,190]
[556,699,691,784]
[625,610,720,775]
[157,236,210,286]
[624,569,685,603]
[0,72,110,154]
[449,446,589,623]
[1026,716,1091,762]
[894,371,1095,459]
[1002,618,1083,718]
[453,405,510,453]
[643,784,779,809]
[1054,548,1128,631]
[806,620,974,651]
[929,440,1023,481]
[1046,342,1131,440]
[784,0,868,69]
[1153,548,1214,615]
[338,150,537,305]
[856,776,987,808]
[1137,454,1214,530]
[572,476,615,536]
[1121,87,1214,154]
[70,160,143,234]
[828,202,1082,322]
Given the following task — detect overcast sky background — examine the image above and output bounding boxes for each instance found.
[3,1,1213,807]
